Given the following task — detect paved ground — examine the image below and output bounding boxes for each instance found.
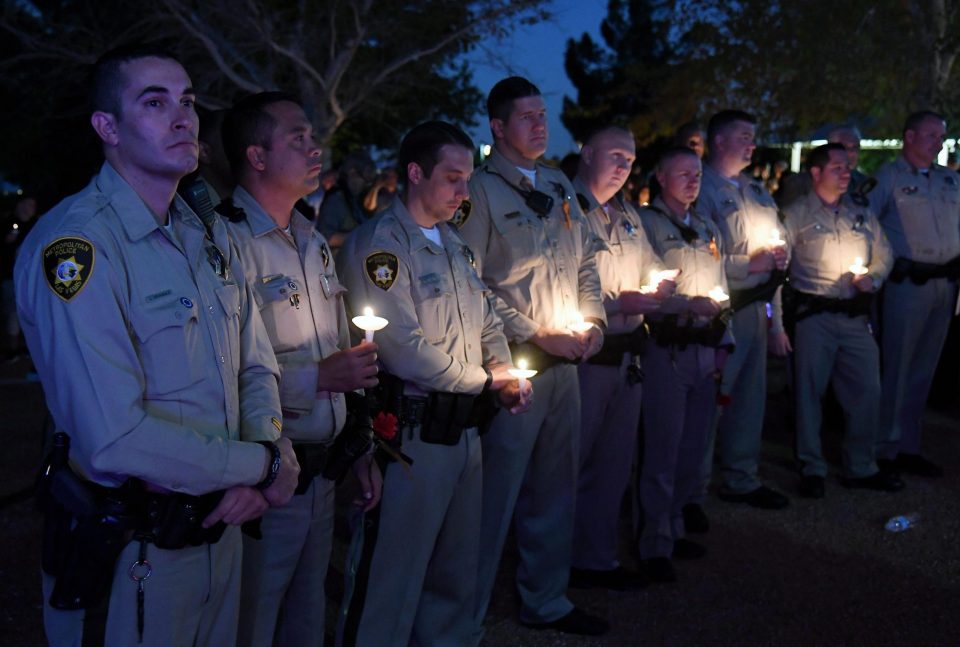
[2,352,958,646]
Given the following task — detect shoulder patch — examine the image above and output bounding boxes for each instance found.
[365,251,399,291]
[450,200,471,228]
[43,237,95,302]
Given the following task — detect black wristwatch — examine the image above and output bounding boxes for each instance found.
[256,441,281,491]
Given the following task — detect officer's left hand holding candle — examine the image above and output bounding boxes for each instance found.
[489,361,534,414]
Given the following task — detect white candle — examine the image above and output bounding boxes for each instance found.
[768,227,784,247]
[567,311,593,333]
[849,257,868,276]
[351,306,388,343]
[639,268,679,293]
[708,286,729,303]
[508,358,537,391]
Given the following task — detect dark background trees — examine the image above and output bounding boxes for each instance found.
[562,0,960,149]
[0,0,548,204]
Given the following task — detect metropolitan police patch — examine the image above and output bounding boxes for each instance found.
[450,200,471,228]
[365,251,399,291]
[43,237,95,302]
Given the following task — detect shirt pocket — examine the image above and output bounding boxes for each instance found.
[796,223,833,272]
[412,273,453,344]
[490,211,545,273]
[130,298,204,396]
[255,275,304,352]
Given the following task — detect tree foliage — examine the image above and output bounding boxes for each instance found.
[563,0,960,147]
[0,0,548,201]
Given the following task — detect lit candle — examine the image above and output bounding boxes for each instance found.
[12,223,18,230]
[849,257,868,276]
[640,268,680,293]
[351,306,388,343]
[768,227,784,248]
[567,311,593,333]
[507,358,538,391]
[708,286,729,303]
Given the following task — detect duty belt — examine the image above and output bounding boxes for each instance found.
[587,327,647,366]
[888,255,960,284]
[646,312,730,350]
[292,442,330,494]
[729,269,786,312]
[791,290,872,323]
[508,342,576,373]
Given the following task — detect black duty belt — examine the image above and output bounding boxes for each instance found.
[508,342,576,373]
[292,442,330,494]
[729,269,786,312]
[888,255,960,284]
[791,290,872,323]
[587,328,647,366]
[646,312,730,350]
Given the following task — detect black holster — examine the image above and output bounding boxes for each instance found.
[418,392,477,445]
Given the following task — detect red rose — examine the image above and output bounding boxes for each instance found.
[373,411,398,440]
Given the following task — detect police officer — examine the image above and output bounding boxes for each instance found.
[776,143,902,497]
[776,126,871,208]
[220,92,382,647]
[697,110,790,515]
[458,76,608,638]
[569,125,669,590]
[872,111,960,477]
[337,121,530,647]
[638,147,733,583]
[14,45,299,647]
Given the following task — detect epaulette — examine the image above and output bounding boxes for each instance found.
[576,193,590,212]
[214,197,247,223]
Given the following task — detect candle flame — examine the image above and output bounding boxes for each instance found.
[363,306,373,317]
[518,358,527,371]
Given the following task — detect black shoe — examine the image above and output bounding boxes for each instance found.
[522,607,610,636]
[842,471,906,492]
[672,538,707,560]
[877,458,900,478]
[895,453,943,478]
[798,475,825,499]
[717,485,790,509]
[682,503,710,533]
[569,566,649,591]
[641,557,677,583]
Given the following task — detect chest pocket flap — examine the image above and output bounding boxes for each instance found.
[130,297,204,395]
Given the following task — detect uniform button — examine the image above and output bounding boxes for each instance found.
[209,305,214,312]
[220,355,225,363]
[467,343,473,349]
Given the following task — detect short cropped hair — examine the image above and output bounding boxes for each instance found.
[826,125,862,143]
[486,76,541,123]
[806,143,846,171]
[903,110,945,136]
[398,121,474,181]
[582,124,633,148]
[222,91,300,177]
[707,110,756,145]
[90,43,180,118]
[656,146,700,172]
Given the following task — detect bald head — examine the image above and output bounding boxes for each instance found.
[827,126,862,170]
[577,126,636,205]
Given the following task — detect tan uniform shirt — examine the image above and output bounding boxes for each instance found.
[339,200,511,393]
[573,177,664,335]
[227,186,348,442]
[871,156,960,263]
[640,197,730,303]
[458,148,605,341]
[698,164,783,290]
[782,191,893,298]
[14,163,280,492]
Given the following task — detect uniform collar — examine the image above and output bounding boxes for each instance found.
[484,147,546,188]
[571,176,602,213]
[96,162,203,242]
[385,199,445,254]
[893,154,936,176]
[232,185,287,238]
